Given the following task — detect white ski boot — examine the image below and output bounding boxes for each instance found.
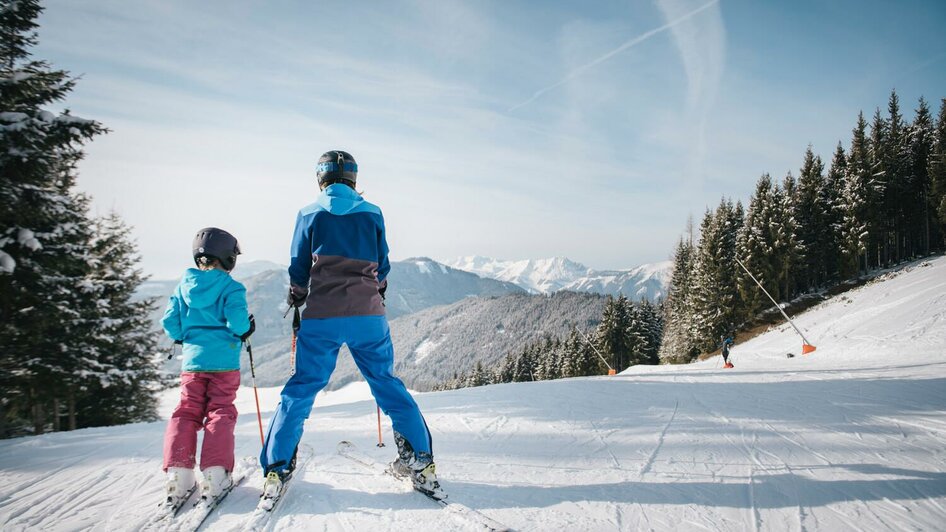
[409,457,445,500]
[164,467,196,511]
[200,466,232,500]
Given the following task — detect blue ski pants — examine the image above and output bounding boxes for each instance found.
[261,315,431,474]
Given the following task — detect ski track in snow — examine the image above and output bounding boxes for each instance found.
[2,256,946,531]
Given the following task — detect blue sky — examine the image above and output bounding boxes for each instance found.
[35,0,946,279]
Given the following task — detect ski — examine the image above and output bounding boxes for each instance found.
[172,457,257,532]
[138,482,199,532]
[240,444,314,532]
[336,440,512,532]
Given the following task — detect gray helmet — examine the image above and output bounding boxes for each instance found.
[192,227,241,271]
[316,150,357,188]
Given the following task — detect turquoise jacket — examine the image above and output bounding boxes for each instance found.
[162,268,250,372]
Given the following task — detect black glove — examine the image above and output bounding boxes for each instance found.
[287,287,307,308]
[379,281,387,304]
[240,314,256,341]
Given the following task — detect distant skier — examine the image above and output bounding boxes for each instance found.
[160,228,255,512]
[260,150,443,501]
[721,336,734,369]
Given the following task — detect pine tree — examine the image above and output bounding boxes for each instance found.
[658,235,698,363]
[466,361,489,387]
[637,299,663,365]
[689,200,743,353]
[931,99,946,242]
[824,142,847,279]
[75,212,162,427]
[0,0,107,436]
[774,175,802,300]
[794,146,828,290]
[534,337,562,380]
[908,97,936,255]
[596,295,631,370]
[841,112,871,276]
[736,174,779,317]
[511,344,537,382]
[868,107,889,267]
[884,90,912,261]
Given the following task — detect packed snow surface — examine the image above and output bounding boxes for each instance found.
[1,257,945,531]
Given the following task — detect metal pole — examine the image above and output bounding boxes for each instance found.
[735,257,813,346]
[376,405,385,447]
[245,339,265,448]
[573,326,615,374]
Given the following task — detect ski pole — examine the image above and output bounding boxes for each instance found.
[289,307,301,377]
[245,338,265,448]
[376,405,385,447]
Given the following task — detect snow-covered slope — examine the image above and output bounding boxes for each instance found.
[2,257,945,531]
[446,255,671,300]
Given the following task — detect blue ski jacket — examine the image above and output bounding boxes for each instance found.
[162,268,251,372]
[289,183,389,319]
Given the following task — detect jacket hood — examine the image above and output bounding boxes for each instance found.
[316,183,365,215]
[180,268,234,309]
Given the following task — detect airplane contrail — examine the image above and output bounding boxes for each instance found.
[508,0,720,112]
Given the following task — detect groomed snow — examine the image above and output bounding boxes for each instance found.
[1,257,944,531]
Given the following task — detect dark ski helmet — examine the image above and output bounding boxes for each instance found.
[316,150,357,188]
[192,227,241,271]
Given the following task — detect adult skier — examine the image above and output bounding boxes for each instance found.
[259,150,442,502]
[161,228,254,512]
[721,336,734,369]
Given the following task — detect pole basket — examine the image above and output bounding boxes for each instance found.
[802,343,817,355]
[607,369,616,376]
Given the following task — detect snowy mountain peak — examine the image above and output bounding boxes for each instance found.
[444,255,670,300]
[402,257,448,275]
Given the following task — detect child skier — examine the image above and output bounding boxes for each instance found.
[259,150,442,502]
[721,336,734,369]
[161,227,255,512]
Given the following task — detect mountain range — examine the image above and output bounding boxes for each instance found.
[444,255,671,301]
[144,256,667,389]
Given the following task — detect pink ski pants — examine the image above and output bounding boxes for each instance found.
[163,371,240,471]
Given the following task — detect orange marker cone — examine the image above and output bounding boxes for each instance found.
[802,343,817,355]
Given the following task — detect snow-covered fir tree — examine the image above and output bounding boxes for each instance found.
[840,112,871,276]
[794,146,829,290]
[0,0,159,436]
[775,173,802,300]
[658,235,698,363]
[931,99,946,234]
[907,97,936,255]
[689,200,744,353]
[736,174,780,317]
[823,142,847,279]
[76,212,162,427]
[867,107,889,268]
[596,295,632,370]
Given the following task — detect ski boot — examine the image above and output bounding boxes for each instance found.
[724,361,734,369]
[200,466,232,501]
[164,467,196,512]
[391,432,445,500]
[258,466,295,511]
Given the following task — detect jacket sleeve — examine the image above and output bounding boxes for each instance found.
[376,211,391,283]
[224,283,251,337]
[288,210,313,294]
[161,289,183,342]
